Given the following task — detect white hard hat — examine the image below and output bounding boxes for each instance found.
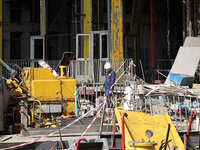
[104,62,111,69]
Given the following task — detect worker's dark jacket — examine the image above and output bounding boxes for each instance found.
[103,69,116,98]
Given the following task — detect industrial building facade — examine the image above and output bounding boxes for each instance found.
[1,0,200,81]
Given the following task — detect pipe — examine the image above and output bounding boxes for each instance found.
[0,59,12,72]
[30,109,34,123]
[121,112,128,150]
[50,142,59,150]
[0,59,21,83]
[29,99,42,126]
[150,0,154,67]
[13,107,19,121]
[36,115,41,127]
[75,86,78,116]
[186,110,197,145]
[111,117,116,148]
[32,99,42,119]
[58,129,64,150]
[27,115,31,128]
[55,52,75,72]
[99,103,106,138]
[76,138,87,150]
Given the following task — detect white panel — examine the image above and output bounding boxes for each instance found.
[183,37,200,47]
[165,47,200,84]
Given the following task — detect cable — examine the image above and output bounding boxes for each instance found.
[159,139,172,150]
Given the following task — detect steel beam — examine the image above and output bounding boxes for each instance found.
[83,0,92,58]
[40,0,46,35]
[110,0,123,60]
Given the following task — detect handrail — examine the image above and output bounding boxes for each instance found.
[121,112,128,150]
[186,110,197,145]
[55,52,75,71]
[115,60,127,74]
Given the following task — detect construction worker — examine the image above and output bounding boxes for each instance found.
[100,62,116,108]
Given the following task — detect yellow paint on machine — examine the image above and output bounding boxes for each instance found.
[83,0,91,58]
[115,107,184,150]
[22,68,76,115]
[110,0,123,59]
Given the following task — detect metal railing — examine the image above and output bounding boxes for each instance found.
[2,59,200,133]
[2,59,133,84]
[144,93,199,132]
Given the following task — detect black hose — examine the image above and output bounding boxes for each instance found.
[164,124,171,150]
[159,139,172,150]
[159,124,171,150]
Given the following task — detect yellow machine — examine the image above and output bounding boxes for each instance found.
[115,107,184,150]
[24,67,76,128]
[2,59,76,130]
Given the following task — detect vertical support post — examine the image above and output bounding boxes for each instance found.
[188,0,194,36]
[110,0,123,61]
[58,129,64,150]
[199,131,200,150]
[107,0,111,60]
[20,99,28,136]
[110,0,123,82]
[150,0,154,67]
[149,96,152,115]
[184,133,186,149]
[150,0,154,82]
[40,0,46,35]
[40,0,46,60]
[99,103,106,138]
[75,86,78,116]
[183,0,186,42]
[0,89,3,131]
[0,0,2,67]
[111,113,116,148]
[83,0,91,58]
[110,0,123,60]
[134,37,137,67]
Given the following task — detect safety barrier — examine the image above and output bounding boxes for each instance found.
[66,103,105,150]
[0,102,104,150]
